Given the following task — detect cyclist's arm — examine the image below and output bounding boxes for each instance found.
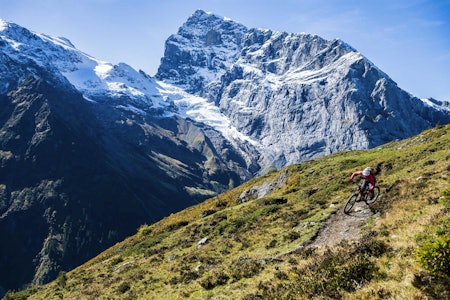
[349,171,362,181]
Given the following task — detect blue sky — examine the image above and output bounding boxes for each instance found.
[1,0,449,101]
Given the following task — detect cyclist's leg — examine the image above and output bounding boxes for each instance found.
[368,183,375,199]
[359,180,368,199]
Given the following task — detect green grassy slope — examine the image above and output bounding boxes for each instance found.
[6,125,450,300]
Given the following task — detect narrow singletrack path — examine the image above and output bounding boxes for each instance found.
[308,202,376,249]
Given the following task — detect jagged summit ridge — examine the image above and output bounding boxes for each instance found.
[156,10,248,93]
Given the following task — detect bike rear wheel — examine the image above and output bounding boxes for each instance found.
[344,193,358,214]
[365,186,381,205]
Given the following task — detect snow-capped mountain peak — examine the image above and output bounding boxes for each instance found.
[1,12,449,170]
[156,10,248,93]
[0,18,169,110]
[0,19,7,30]
[157,10,450,169]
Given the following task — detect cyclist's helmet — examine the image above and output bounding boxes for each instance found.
[362,167,371,176]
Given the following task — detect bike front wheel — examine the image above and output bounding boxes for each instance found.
[365,186,381,205]
[344,193,358,214]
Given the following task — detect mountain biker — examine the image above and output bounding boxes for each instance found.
[349,167,376,200]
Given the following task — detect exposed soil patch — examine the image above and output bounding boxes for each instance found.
[308,202,377,249]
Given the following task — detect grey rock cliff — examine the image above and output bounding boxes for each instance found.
[157,10,450,170]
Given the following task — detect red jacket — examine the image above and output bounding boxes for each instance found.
[350,171,376,190]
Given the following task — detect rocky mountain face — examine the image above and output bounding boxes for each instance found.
[0,9,449,293]
[157,10,450,170]
[0,72,250,291]
[0,19,250,292]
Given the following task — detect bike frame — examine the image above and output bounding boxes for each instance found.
[344,181,380,214]
[353,181,372,200]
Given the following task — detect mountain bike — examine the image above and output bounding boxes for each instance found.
[344,181,381,214]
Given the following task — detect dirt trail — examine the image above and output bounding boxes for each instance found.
[308,201,376,249]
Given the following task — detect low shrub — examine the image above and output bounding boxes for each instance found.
[255,239,383,299]
[199,270,229,290]
[229,257,263,281]
[413,180,450,298]
[416,235,450,276]
[201,209,216,218]
[356,233,390,257]
[266,239,277,249]
[274,270,289,280]
[166,220,189,231]
[169,270,200,285]
[258,205,281,216]
[2,287,39,300]
[261,197,288,206]
[117,281,130,294]
[56,271,68,288]
[283,231,301,242]
[137,224,152,236]
[215,198,228,207]
[412,271,450,299]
